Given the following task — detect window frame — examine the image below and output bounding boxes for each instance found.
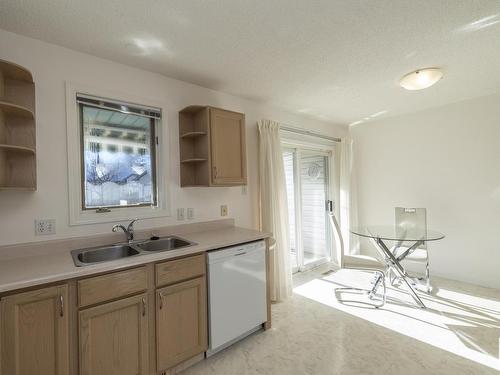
[66,82,171,226]
[78,101,159,211]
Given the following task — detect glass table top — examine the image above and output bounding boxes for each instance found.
[350,225,445,242]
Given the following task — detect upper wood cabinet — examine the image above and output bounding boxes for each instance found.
[179,106,247,187]
[209,108,247,185]
[79,293,149,375]
[0,59,36,191]
[156,276,208,372]
[1,284,69,375]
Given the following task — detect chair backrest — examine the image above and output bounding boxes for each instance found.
[328,212,345,268]
[395,207,427,249]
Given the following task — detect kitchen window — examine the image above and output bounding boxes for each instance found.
[66,83,172,226]
[77,95,160,210]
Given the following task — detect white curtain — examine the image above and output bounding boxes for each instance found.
[258,119,293,302]
[339,136,359,256]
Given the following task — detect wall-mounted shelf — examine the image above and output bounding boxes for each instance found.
[0,186,36,191]
[180,131,207,138]
[180,158,208,163]
[0,144,36,154]
[0,60,33,82]
[0,59,36,191]
[0,101,34,119]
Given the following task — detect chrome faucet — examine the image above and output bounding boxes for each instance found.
[112,219,139,243]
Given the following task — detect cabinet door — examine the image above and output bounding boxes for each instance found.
[79,293,149,375]
[156,277,207,372]
[1,284,69,375]
[209,107,247,185]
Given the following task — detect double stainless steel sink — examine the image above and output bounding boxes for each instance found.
[71,236,196,267]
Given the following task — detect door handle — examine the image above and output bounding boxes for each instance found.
[159,293,164,310]
[326,200,333,213]
[59,295,64,318]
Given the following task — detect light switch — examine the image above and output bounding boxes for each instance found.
[177,208,185,221]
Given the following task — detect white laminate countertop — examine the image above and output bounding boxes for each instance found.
[0,226,270,294]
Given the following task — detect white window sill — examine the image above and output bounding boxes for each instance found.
[69,206,170,226]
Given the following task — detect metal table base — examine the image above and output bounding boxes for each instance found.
[370,237,427,309]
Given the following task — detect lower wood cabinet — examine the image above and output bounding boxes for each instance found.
[1,284,69,375]
[156,276,208,372]
[0,253,229,375]
[79,293,149,375]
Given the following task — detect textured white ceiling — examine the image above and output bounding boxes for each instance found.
[1,0,500,125]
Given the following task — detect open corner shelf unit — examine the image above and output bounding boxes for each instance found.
[179,105,247,187]
[0,60,36,191]
[179,106,211,187]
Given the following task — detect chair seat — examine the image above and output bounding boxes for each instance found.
[393,247,428,262]
[344,254,385,270]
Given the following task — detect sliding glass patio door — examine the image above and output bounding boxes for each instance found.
[283,146,333,273]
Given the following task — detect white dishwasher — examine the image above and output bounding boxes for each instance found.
[207,240,267,356]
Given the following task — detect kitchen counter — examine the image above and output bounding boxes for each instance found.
[0,222,270,293]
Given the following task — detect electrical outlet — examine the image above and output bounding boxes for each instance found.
[177,208,185,221]
[220,205,228,217]
[241,185,247,195]
[187,208,194,220]
[35,219,56,236]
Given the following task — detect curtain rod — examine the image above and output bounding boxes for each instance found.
[280,124,341,143]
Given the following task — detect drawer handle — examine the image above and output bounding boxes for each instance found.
[142,298,146,317]
[234,251,247,256]
[59,295,64,318]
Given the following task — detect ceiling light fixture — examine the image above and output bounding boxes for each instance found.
[399,68,443,90]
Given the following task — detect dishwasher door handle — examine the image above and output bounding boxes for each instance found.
[234,251,247,256]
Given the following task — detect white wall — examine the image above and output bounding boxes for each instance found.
[0,30,347,246]
[351,93,500,289]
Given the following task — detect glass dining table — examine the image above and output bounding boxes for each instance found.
[350,225,445,308]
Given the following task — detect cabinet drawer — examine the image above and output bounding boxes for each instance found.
[155,254,205,287]
[78,267,148,307]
